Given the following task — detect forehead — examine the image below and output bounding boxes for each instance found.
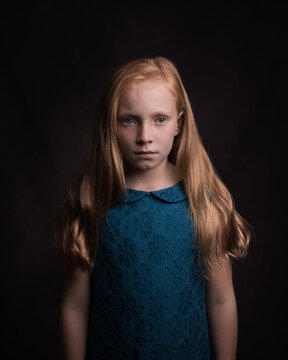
[118,78,177,112]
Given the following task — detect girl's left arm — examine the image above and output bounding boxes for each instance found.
[206,255,238,360]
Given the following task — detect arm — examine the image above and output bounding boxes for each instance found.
[60,257,91,360]
[206,255,238,360]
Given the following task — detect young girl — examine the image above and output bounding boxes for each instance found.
[54,56,250,360]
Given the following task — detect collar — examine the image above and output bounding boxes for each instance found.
[123,181,187,204]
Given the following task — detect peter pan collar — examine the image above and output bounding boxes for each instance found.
[123,181,187,203]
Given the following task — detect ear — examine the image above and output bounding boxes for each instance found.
[175,111,184,136]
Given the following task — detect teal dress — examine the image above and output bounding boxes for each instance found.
[86,182,211,359]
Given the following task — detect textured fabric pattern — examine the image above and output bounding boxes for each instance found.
[86,182,210,359]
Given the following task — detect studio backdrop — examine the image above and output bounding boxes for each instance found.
[1,2,286,359]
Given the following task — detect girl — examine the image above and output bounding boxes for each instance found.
[54,57,250,360]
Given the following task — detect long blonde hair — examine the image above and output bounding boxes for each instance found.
[53,56,250,278]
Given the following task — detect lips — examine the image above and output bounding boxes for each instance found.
[134,151,157,158]
[135,151,157,155]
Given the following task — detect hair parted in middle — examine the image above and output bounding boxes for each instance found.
[53,56,250,278]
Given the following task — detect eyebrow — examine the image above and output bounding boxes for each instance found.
[118,112,139,119]
[118,112,172,119]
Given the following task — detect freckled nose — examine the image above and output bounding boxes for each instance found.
[136,124,153,144]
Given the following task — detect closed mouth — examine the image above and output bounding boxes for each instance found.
[134,151,157,155]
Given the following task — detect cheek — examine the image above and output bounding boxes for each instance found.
[116,127,127,143]
[159,130,177,151]
[116,128,133,151]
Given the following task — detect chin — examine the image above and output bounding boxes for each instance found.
[126,161,156,172]
[135,164,155,171]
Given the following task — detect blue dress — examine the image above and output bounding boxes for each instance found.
[86,182,211,359]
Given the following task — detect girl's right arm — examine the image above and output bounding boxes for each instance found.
[60,257,90,360]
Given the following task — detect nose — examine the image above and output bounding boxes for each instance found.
[136,123,153,145]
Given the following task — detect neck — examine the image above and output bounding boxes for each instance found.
[124,161,179,191]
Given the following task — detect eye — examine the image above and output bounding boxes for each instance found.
[122,118,136,125]
[155,117,167,124]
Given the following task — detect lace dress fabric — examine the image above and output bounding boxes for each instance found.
[86,182,210,359]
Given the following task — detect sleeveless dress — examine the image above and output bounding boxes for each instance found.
[86,182,211,359]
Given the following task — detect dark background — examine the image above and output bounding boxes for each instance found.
[1,2,286,359]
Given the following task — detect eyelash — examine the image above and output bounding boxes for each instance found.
[123,118,136,125]
[155,117,167,124]
[122,117,167,125]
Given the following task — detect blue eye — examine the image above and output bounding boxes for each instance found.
[155,117,166,124]
[123,118,136,125]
